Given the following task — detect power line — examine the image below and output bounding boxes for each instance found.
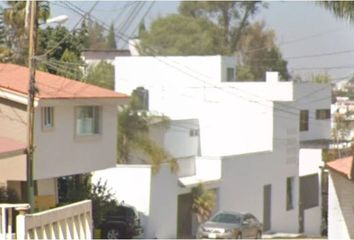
[58,1,333,127]
[38,1,99,59]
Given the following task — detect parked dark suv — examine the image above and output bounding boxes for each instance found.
[100,205,143,239]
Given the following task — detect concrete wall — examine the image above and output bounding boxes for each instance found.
[328,171,354,239]
[92,164,179,239]
[148,164,179,238]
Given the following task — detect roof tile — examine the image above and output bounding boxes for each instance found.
[0,63,128,100]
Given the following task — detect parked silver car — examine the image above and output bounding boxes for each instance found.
[196,211,262,239]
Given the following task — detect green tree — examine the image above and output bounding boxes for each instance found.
[140,1,289,81]
[106,23,117,49]
[140,14,222,55]
[88,21,106,50]
[118,89,178,174]
[311,73,331,84]
[179,1,264,54]
[85,61,114,90]
[237,21,289,80]
[37,25,86,77]
[192,183,216,223]
[58,174,118,228]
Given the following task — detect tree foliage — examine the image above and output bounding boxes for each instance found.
[1,1,50,64]
[37,26,86,78]
[192,183,216,223]
[58,174,118,227]
[237,21,289,80]
[140,1,289,81]
[318,1,354,22]
[140,14,222,55]
[118,88,178,174]
[311,73,331,84]
[85,61,114,90]
[106,23,117,49]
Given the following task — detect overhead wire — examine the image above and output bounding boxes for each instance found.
[49,1,332,130]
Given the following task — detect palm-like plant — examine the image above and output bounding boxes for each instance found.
[318,1,354,21]
[117,89,178,174]
[192,183,216,223]
[2,1,50,64]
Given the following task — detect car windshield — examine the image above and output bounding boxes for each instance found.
[211,213,241,224]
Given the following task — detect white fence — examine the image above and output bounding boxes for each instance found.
[0,200,92,240]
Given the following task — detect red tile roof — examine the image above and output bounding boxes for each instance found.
[327,156,353,178]
[0,137,25,159]
[0,64,129,100]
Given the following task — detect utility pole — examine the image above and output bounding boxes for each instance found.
[26,0,37,213]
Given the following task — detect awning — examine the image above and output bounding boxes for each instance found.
[178,175,221,188]
[0,137,26,159]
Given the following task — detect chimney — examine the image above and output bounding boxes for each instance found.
[266,71,279,83]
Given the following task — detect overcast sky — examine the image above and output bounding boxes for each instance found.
[50,1,354,81]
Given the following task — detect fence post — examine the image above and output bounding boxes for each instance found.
[16,206,30,240]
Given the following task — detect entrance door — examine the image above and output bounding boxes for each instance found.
[263,184,271,232]
[177,193,193,238]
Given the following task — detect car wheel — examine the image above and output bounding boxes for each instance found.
[105,228,122,239]
[256,231,262,239]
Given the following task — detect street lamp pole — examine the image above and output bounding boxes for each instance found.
[26,0,37,213]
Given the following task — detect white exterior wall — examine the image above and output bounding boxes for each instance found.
[294,83,331,141]
[115,56,293,156]
[149,119,200,159]
[148,164,179,238]
[220,151,299,233]
[34,99,118,179]
[328,171,354,239]
[92,164,179,239]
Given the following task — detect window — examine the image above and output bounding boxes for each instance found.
[132,87,149,110]
[189,129,200,137]
[75,106,100,136]
[299,110,309,131]
[226,67,235,82]
[316,109,330,120]
[286,177,295,210]
[42,107,54,129]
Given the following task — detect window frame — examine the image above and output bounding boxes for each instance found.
[74,106,101,137]
[41,106,54,130]
[316,109,330,120]
[299,110,309,132]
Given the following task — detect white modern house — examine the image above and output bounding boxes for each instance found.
[0,63,128,210]
[93,55,331,238]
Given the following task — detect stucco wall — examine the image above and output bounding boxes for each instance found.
[328,171,354,239]
[148,164,179,238]
[220,150,299,233]
[299,148,323,236]
[34,99,118,179]
[294,83,331,141]
[115,56,296,156]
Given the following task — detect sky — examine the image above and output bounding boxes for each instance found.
[50,1,354,81]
